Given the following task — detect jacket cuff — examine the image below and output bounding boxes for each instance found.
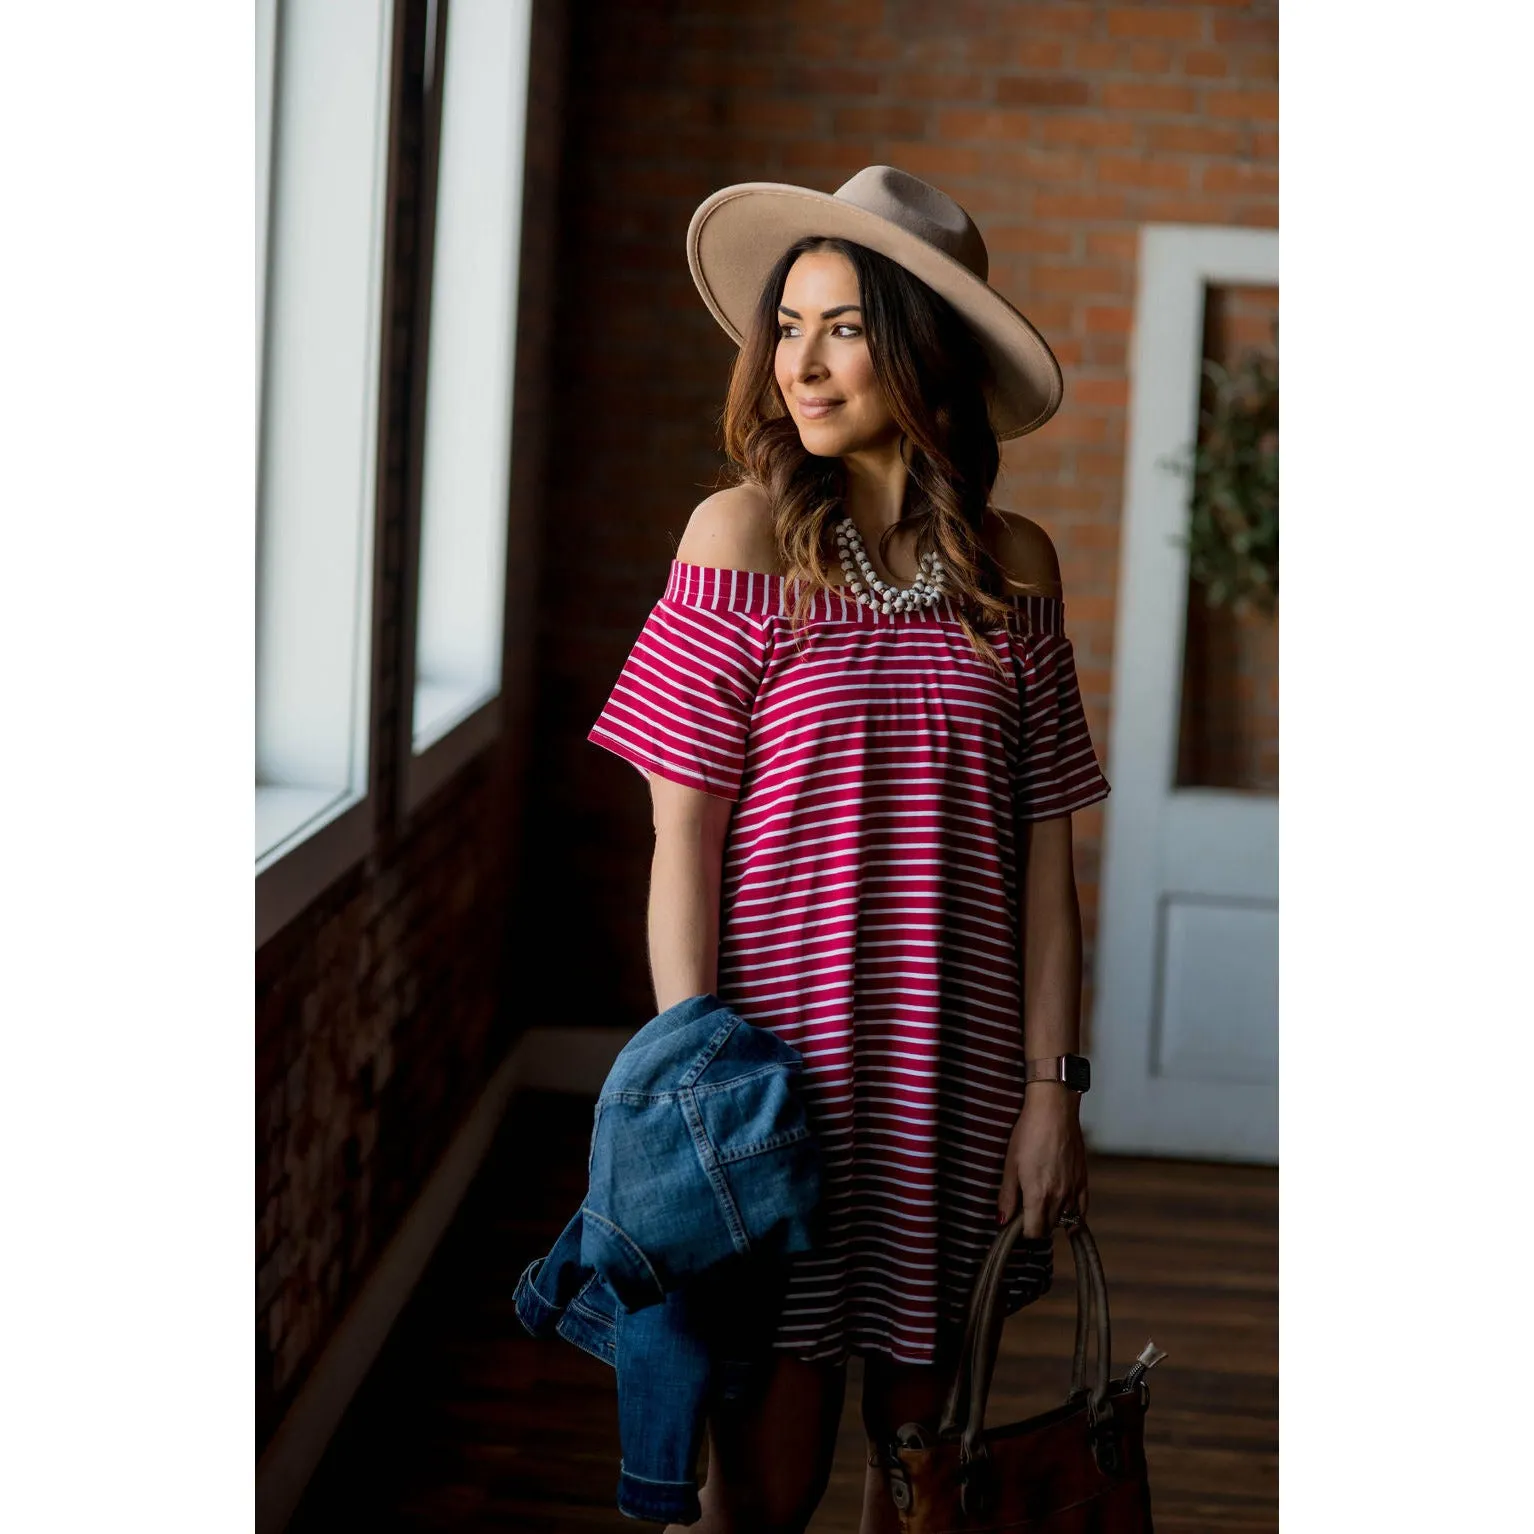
[511,1256,561,1338]
[616,1465,701,1524]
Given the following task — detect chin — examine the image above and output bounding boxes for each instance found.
[797,432,859,454]
[795,420,869,459]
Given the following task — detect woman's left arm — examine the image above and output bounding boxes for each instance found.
[996,811,1091,1236]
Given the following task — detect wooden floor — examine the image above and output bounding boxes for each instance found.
[288,1089,1276,1532]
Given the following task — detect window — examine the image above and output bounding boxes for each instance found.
[256,0,397,945]
[401,0,534,812]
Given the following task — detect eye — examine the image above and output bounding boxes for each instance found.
[777,323,799,340]
[832,323,862,339]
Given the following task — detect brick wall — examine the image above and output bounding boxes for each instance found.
[255,0,568,1452]
[526,0,1278,1039]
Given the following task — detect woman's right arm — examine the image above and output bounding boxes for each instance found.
[644,481,776,1012]
[645,774,734,1013]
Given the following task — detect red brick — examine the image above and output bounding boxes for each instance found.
[1030,263,1132,298]
[1009,39,1068,69]
[1005,441,1067,478]
[985,145,1089,184]
[1239,49,1280,82]
[988,223,1077,256]
[957,183,1031,215]
[937,108,1032,141]
[1202,162,1279,197]
[727,97,820,134]
[1009,298,1075,334]
[676,57,775,91]
[1073,41,1120,71]
[1213,11,1280,46]
[1034,191,1129,221]
[1097,154,1191,191]
[781,139,870,175]
[1038,115,1138,149]
[1101,81,1199,114]
[892,70,985,99]
[881,141,985,179]
[1182,48,1230,78]
[1086,230,1139,264]
[787,0,886,23]
[787,26,858,60]
[997,76,1094,108]
[794,66,883,96]
[905,35,970,65]
[1048,336,1084,368]
[1036,411,1110,447]
[1128,44,1175,74]
[1138,196,1232,222]
[833,105,930,137]
[1014,4,1097,36]
[1072,376,1131,407]
[1107,6,1207,41]
[1084,305,1134,334]
[1144,122,1245,154]
[1077,448,1126,481]
[1205,88,1279,122]
[1068,591,1118,623]
[1028,483,1114,512]
[1232,203,1279,229]
[1252,129,1279,161]
[849,30,902,61]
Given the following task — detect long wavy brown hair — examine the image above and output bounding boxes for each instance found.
[720,234,1041,672]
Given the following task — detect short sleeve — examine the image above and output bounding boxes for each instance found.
[587,596,766,802]
[1011,628,1111,822]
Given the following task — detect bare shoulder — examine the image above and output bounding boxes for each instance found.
[981,506,1063,598]
[674,483,781,574]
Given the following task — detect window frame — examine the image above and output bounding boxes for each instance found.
[255,0,406,948]
[394,0,535,819]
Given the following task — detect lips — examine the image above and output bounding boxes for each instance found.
[798,398,843,419]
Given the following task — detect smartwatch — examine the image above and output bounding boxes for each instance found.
[1023,1054,1091,1093]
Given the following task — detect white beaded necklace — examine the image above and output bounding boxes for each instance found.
[834,516,947,615]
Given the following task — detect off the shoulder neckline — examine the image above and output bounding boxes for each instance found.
[662,559,1065,633]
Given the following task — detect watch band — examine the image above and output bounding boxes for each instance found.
[1023,1053,1091,1093]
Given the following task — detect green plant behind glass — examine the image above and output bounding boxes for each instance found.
[1160,339,1278,617]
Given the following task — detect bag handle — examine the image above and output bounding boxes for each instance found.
[937,1211,1112,1462]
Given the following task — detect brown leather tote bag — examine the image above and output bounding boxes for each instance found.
[879,1212,1158,1532]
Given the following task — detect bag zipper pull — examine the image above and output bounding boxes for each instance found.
[1122,1339,1167,1391]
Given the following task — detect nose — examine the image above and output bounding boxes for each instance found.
[791,335,829,385]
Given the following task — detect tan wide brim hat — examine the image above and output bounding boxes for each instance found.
[686,164,1064,440]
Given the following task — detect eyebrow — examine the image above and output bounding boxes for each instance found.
[777,304,863,320]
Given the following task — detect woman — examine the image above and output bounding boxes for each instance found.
[588,166,1110,1534]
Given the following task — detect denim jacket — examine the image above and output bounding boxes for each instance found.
[512,993,825,1523]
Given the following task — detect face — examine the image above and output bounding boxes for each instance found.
[773,250,900,459]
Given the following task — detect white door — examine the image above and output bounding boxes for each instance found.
[1081,225,1279,1164]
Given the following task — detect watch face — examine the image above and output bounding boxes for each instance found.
[1065,1055,1091,1092]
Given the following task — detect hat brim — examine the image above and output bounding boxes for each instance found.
[686,181,1064,440]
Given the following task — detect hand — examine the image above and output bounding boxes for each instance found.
[996,1088,1089,1238]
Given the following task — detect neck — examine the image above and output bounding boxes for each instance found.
[839,436,909,538]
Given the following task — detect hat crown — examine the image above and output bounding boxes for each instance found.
[831,165,989,283]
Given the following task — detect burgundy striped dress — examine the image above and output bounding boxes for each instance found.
[588,559,1111,1366]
